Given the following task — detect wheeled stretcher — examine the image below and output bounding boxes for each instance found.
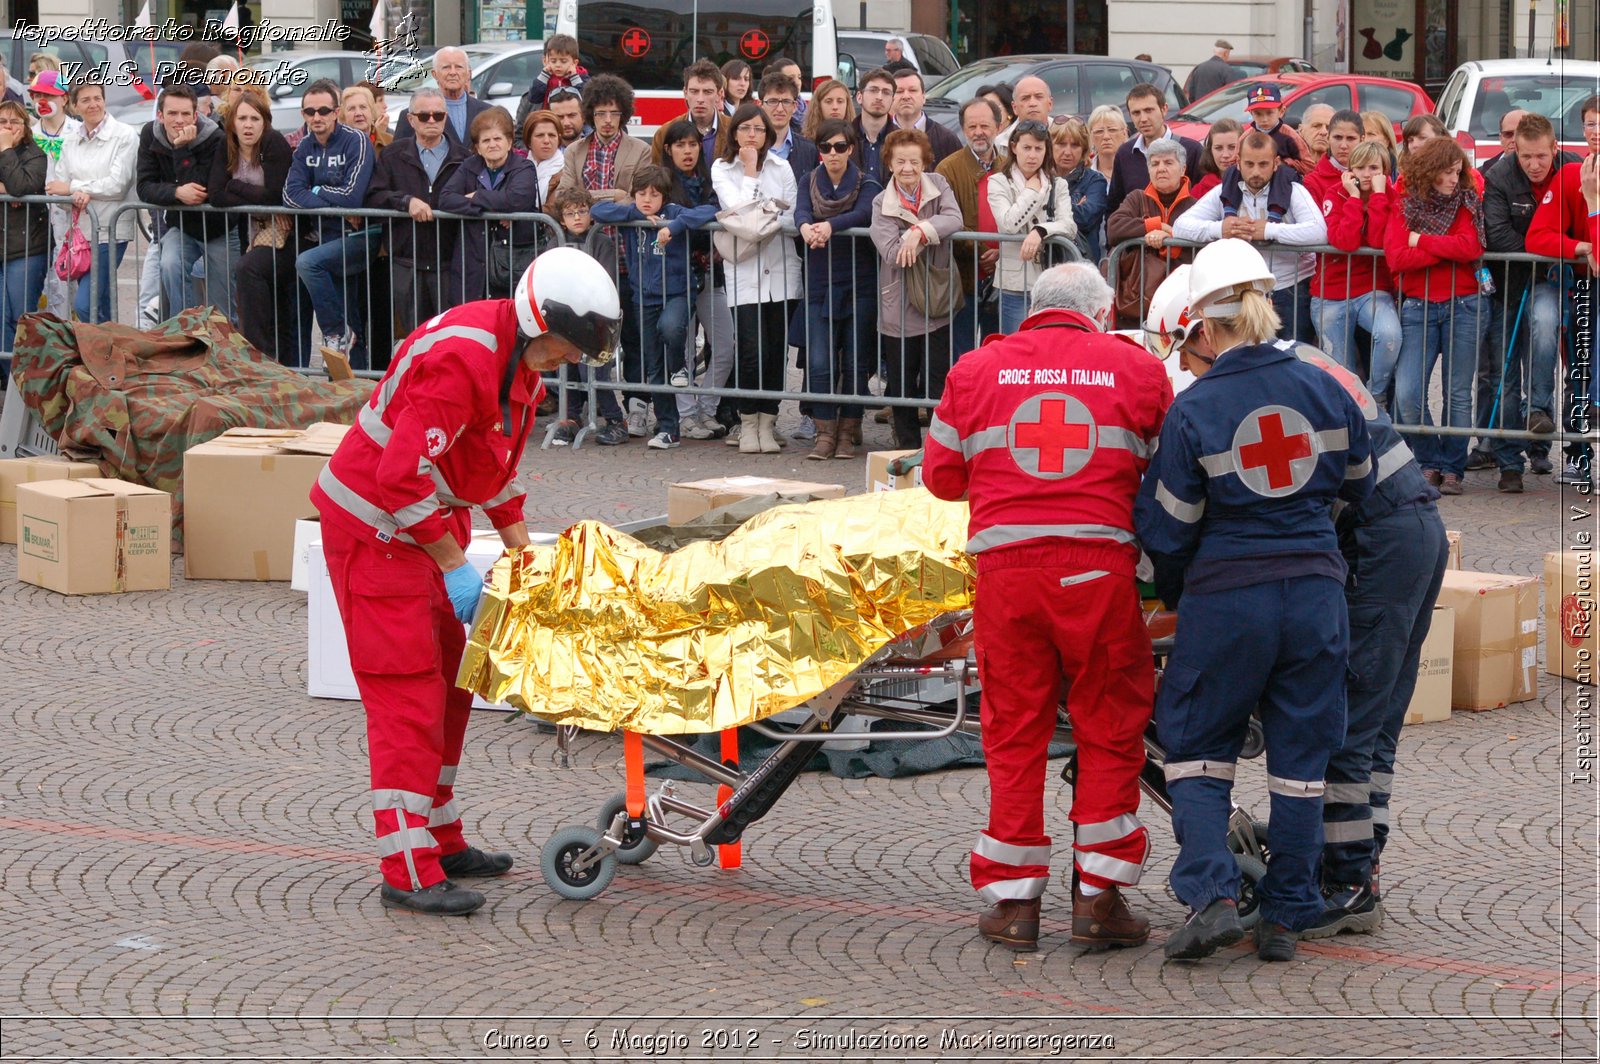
[537,605,1273,923]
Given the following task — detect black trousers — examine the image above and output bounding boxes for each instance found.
[883,326,951,448]
[733,299,794,415]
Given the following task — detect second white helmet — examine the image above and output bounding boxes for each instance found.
[513,246,623,365]
[1187,237,1275,319]
[1144,265,1196,357]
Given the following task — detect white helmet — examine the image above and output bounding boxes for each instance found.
[1187,237,1275,319]
[513,247,623,366]
[1144,265,1196,358]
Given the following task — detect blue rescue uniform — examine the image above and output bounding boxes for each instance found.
[1134,338,1375,932]
[1283,341,1448,890]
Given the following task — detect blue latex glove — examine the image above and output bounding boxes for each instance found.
[442,563,484,624]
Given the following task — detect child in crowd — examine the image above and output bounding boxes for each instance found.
[548,187,629,446]
[591,165,719,449]
[514,34,587,147]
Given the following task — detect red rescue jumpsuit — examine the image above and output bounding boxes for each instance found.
[923,308,1174,902]
[310,301,542,892]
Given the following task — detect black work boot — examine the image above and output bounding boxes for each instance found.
[1300,882,1382,940]
[380,879,485,916]
[978,897,1041,951]
[1163,897,1243,960]
[439,846,514,878]
[1255,920,1298,961]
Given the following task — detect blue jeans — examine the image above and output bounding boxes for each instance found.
[1395,294,1485,477]
[802,293,878,420]
[159,226,237,320]
[638,295,688,436]
[0,251,47,364]
[999,290,1030,333]
[1485,281,1561,472]
[1271,278,1314,343]
[296,230,376,338]
[73,241,127,324]
[1311,291,1401,397]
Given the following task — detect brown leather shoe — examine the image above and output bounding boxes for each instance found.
[1071,883,1150,949]
[978,897,1040,951]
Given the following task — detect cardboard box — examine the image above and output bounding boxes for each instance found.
[15,478,171,594]
[306,529,558,708]
[865,450,924,493]
[0,456,101,544]
[183,425,349,581]
[1403,606,1455,725]
[666,475,847,525]
[1544,549,1596,684]
[1446,530,1462,570]
[1434,570,1541,711]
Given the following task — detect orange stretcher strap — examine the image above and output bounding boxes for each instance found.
[717,728,741,869]
[623,731,645,819]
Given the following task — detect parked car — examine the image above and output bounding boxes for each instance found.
[241,49,425,132]
[1436,58,1600,163]
[377,40,544,128]
[1167,73,1433,141]
[924,54,1187,133]
[836,30,960,89]
[1226,55,1317,78]
[0,27,188,118]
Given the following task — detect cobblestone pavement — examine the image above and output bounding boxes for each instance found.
[2,412,1597,1062]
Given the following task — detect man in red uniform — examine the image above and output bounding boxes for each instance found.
[924,262,1174,950]
[312,247,622,915]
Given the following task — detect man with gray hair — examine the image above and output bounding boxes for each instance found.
[365,86,468,335]
[393,46,492,147]
[1184,39,1239,101]
[923,257,1173,955]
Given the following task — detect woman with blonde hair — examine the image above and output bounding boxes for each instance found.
[1049,117,1107,260]
[1135,237,1376,966]
[1088,104,1128,183]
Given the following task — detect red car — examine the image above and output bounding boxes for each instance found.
[1168,73,1434,141]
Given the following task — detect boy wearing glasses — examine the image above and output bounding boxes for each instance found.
[547,188,630,446]
[852,67,896,184]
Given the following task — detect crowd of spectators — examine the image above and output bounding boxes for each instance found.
[0,37,1595,486]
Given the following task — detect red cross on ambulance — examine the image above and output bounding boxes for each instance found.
[1007,393,1096,479]
[1226,404,1323,497]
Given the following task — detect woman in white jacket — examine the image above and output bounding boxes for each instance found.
[711,102,800,454]
[986,118,1077,332]
[44,76,138,323]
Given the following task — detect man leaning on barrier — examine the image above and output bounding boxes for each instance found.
[137,84,234,322]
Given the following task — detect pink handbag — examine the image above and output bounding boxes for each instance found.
[54,208,92,282]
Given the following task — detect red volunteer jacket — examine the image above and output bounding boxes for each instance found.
[923,308,1173,576]
[1526,159,1599,278]
[1305,155,1393,299]
[311,300,542,548]
[1383,199,1483,300]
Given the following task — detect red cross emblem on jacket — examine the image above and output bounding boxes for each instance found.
[1008,392,1097,479]
[1232,404,1319,497]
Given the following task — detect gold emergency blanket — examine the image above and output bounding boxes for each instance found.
[457,489,975,733]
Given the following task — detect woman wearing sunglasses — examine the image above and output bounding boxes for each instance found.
[793,119,881,459]
[987,117,1078,332]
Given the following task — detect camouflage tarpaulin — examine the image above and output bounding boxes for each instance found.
[12,309,373,546]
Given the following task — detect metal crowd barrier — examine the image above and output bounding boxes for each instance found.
[32,198,1084,451]
[1104,235,1597,449]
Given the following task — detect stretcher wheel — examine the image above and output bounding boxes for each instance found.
[597,793,659,865]
[541,826,617,901]
[1234,852,1267,931]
